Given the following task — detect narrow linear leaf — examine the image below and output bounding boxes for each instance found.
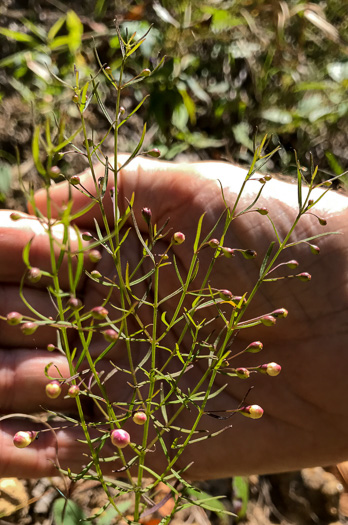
[259,241,275,278]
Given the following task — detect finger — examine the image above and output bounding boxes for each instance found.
[0,350,75,413]
[0,210,93,287]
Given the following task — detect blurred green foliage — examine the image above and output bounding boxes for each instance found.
[0,0,347,181]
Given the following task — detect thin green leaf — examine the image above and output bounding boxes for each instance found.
[117,95,149,130]
[193,213,205,253]
[79,81,89,113]
[259,241,275,278]
[285,231,341,248]
[0,28,36,43]
[118,123,147,171]
[32,126,46,176]
[54,124,83,153]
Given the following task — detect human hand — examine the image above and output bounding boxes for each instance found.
[1,155,348,479]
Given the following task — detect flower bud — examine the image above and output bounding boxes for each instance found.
[242,249,257,260]
[90,270,102,279]
[27,267,42,283]
[256,207,269,215]
[91,306,108,319]
[141,207,152,225]
[82,232,94,241]
[46,381,62,399]
[89,249,102,263]
[21,322,38,335]
[261,315,276,327]
[172,232,185,245]
[133,411,147,425]
[239,405,264,419]
[70,175,80,185]
[245,341,263,353]
[258,178,266,184]
[103,329,119,343]
[146,148,161,158]
[72,93,79,103]
[141,68,151,77]
[13,431,37,448]
[47,343,56,352]
[208,238,220,248]
[49,166,61,178]
[296,272,311,282]
[309,243,320,255]
[235,368,250,379]
[219,289,233,300]
[104,66,111,73]
[286,260,299,269]
[271,308,288,318]
[318,217,327,226]
[260,362,281,377]
[10,212,22,221]
[222,247,234,258]
[68,385,80,398]
[67,297,82,310]
[110,429,130,448]
[6,312,23,326]
[119,106,125,115]
[233,296,247,305]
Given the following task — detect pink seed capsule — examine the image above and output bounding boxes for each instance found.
[239,405,264,419]
[219,289,233,300]
[10,212,22,221]
[49,166,61,178]
[296,272,311,282]
[103,329,119,343]
[242,249,257,259]
[261,315,276,327]
[91,306,108,319]
[235,368,250,379]
[46,381,62,399]
[67,297,82,310]
[89,249,102,263]
[141,207,152,225]
[286,260,299,269]
[256,207,269,215]
[271,308,288,318]
[245,341,263,353]
[90,270,102,279]
[21,322,38,335]
[82,232,94,241]
[70,175,80,185]
[110,429,130,448]
[172,232,185,245]
[68,385,80,398]
[27,267,42,283]
[309,244,320,255]
[133,411,147,425]
[13,431,37,448]
[265,362,282,377]
[208,238,220,248]
[6,312,23,326]
[146,148,161,158]
[222,247,234,258]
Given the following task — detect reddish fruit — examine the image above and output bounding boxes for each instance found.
[46,381,62,399]
[110,429,130,448]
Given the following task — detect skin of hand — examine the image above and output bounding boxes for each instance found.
[0,154,347,480]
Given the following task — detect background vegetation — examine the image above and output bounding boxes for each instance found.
[0,0,347,208]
